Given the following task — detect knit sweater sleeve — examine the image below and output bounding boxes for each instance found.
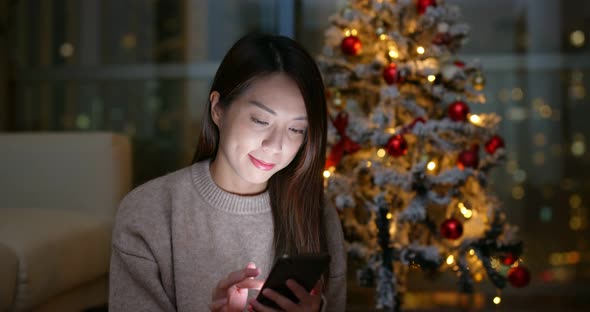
[108,188,176,312]
[109,245,176,311]
[322,201,347,312]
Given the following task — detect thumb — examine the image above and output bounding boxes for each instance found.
[246,262,257,269]
[245,262,258,279]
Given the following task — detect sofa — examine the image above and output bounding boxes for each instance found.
[0,132,132,312]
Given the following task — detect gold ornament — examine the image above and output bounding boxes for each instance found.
[328,89,346,111]
[473,72,486,91]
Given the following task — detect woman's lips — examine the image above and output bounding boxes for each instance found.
[248,154,276,171]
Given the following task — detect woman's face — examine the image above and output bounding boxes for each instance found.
[210,73,308,194]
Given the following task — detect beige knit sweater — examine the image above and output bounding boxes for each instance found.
[109,160,347,311]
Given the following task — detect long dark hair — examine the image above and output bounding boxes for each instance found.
[193,33,329,272]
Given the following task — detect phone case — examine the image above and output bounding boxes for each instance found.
[256,253,330,309]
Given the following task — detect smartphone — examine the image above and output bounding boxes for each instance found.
[255,253,331,309]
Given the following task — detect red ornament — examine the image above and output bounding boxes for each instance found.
[454,60,465,68]
[508,266,531,288]
[432,32,451,45]
[440,217,463,240]
[383,63,398,85]
[447,101,470,122]
[501,254,518,266]
[485,135,505,155]
[341,36,362,56]
[325,111,360,168]
[385,134,408,157]
[417,0,437,14]
[457,147,479,170]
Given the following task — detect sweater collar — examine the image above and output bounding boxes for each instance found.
[191,160,271,214]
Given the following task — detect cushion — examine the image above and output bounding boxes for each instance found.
[0,242,18,311]
[0,208,113,311]
[0,132,132,219]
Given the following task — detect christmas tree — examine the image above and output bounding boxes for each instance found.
[318,1,528,311]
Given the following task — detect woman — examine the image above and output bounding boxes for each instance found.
[109,33,346,312]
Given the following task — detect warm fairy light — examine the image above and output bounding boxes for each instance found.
[323,170,331,178]
[379,34,388,41]
[571,138,585,157]
[459,202,473,219]
[366,161,373,168]
[59,42,75,58]
[461,208,473,219]
[570,216,583,230]
[469,114,482,125]
[344,29,351,37]
[570,30,585,47]
[417,46,425,54]
[351,29,358,36]
[427,75,436,82]
[446,255,455,265]
[377,148,386,158]
[493,296,501,305]
[512,185,525,200]
[386,127,396,134]
[388,49,399,58]
[386,212,393,219]
[469,249,476,256]
[511,88,524,101]
[474,272,483,282]
[427,161,436,171]
[569,194,582,209]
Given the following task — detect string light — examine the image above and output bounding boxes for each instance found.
[493,296,501,305]
[427,161,436,171]
[446,255,455,265]
[459,202,473,219]
[474,273,483,282]
[386,212,393,219]
[469,249,476,256]
[469,114,482,125]
[379,34,388,41]
[386,127,396,134]
[377,148,386,157]
[59,43,75,58]
[344,29,351,37]
[427,75,436,82]
[570,30,585,47]
[417,46,425,54]
[388,49,399,58]
[323,170,331,178]
[351,29,358,36]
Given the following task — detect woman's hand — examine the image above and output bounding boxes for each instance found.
[209,262,264,312]
[248,280,322,312]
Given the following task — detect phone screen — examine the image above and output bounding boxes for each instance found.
[256,254,330,309]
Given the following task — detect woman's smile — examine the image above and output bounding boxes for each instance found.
[248,154,276,171]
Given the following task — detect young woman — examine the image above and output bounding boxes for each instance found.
[109,33,346,312]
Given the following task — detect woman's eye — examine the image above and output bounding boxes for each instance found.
[289,128,306,135]
[251,117,268,126]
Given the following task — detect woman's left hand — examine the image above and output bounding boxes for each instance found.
[247,279,322,312]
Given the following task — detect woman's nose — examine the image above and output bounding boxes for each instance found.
[261,129,283,153]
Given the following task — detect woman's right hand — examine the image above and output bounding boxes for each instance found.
[209,262,264,312]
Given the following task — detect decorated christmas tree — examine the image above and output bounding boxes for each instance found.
[318,0,528,311]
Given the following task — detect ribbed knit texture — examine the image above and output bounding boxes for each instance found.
[191,160,270,214]
[109,160,346,312]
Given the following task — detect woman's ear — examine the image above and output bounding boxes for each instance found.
[210,91,222,127]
